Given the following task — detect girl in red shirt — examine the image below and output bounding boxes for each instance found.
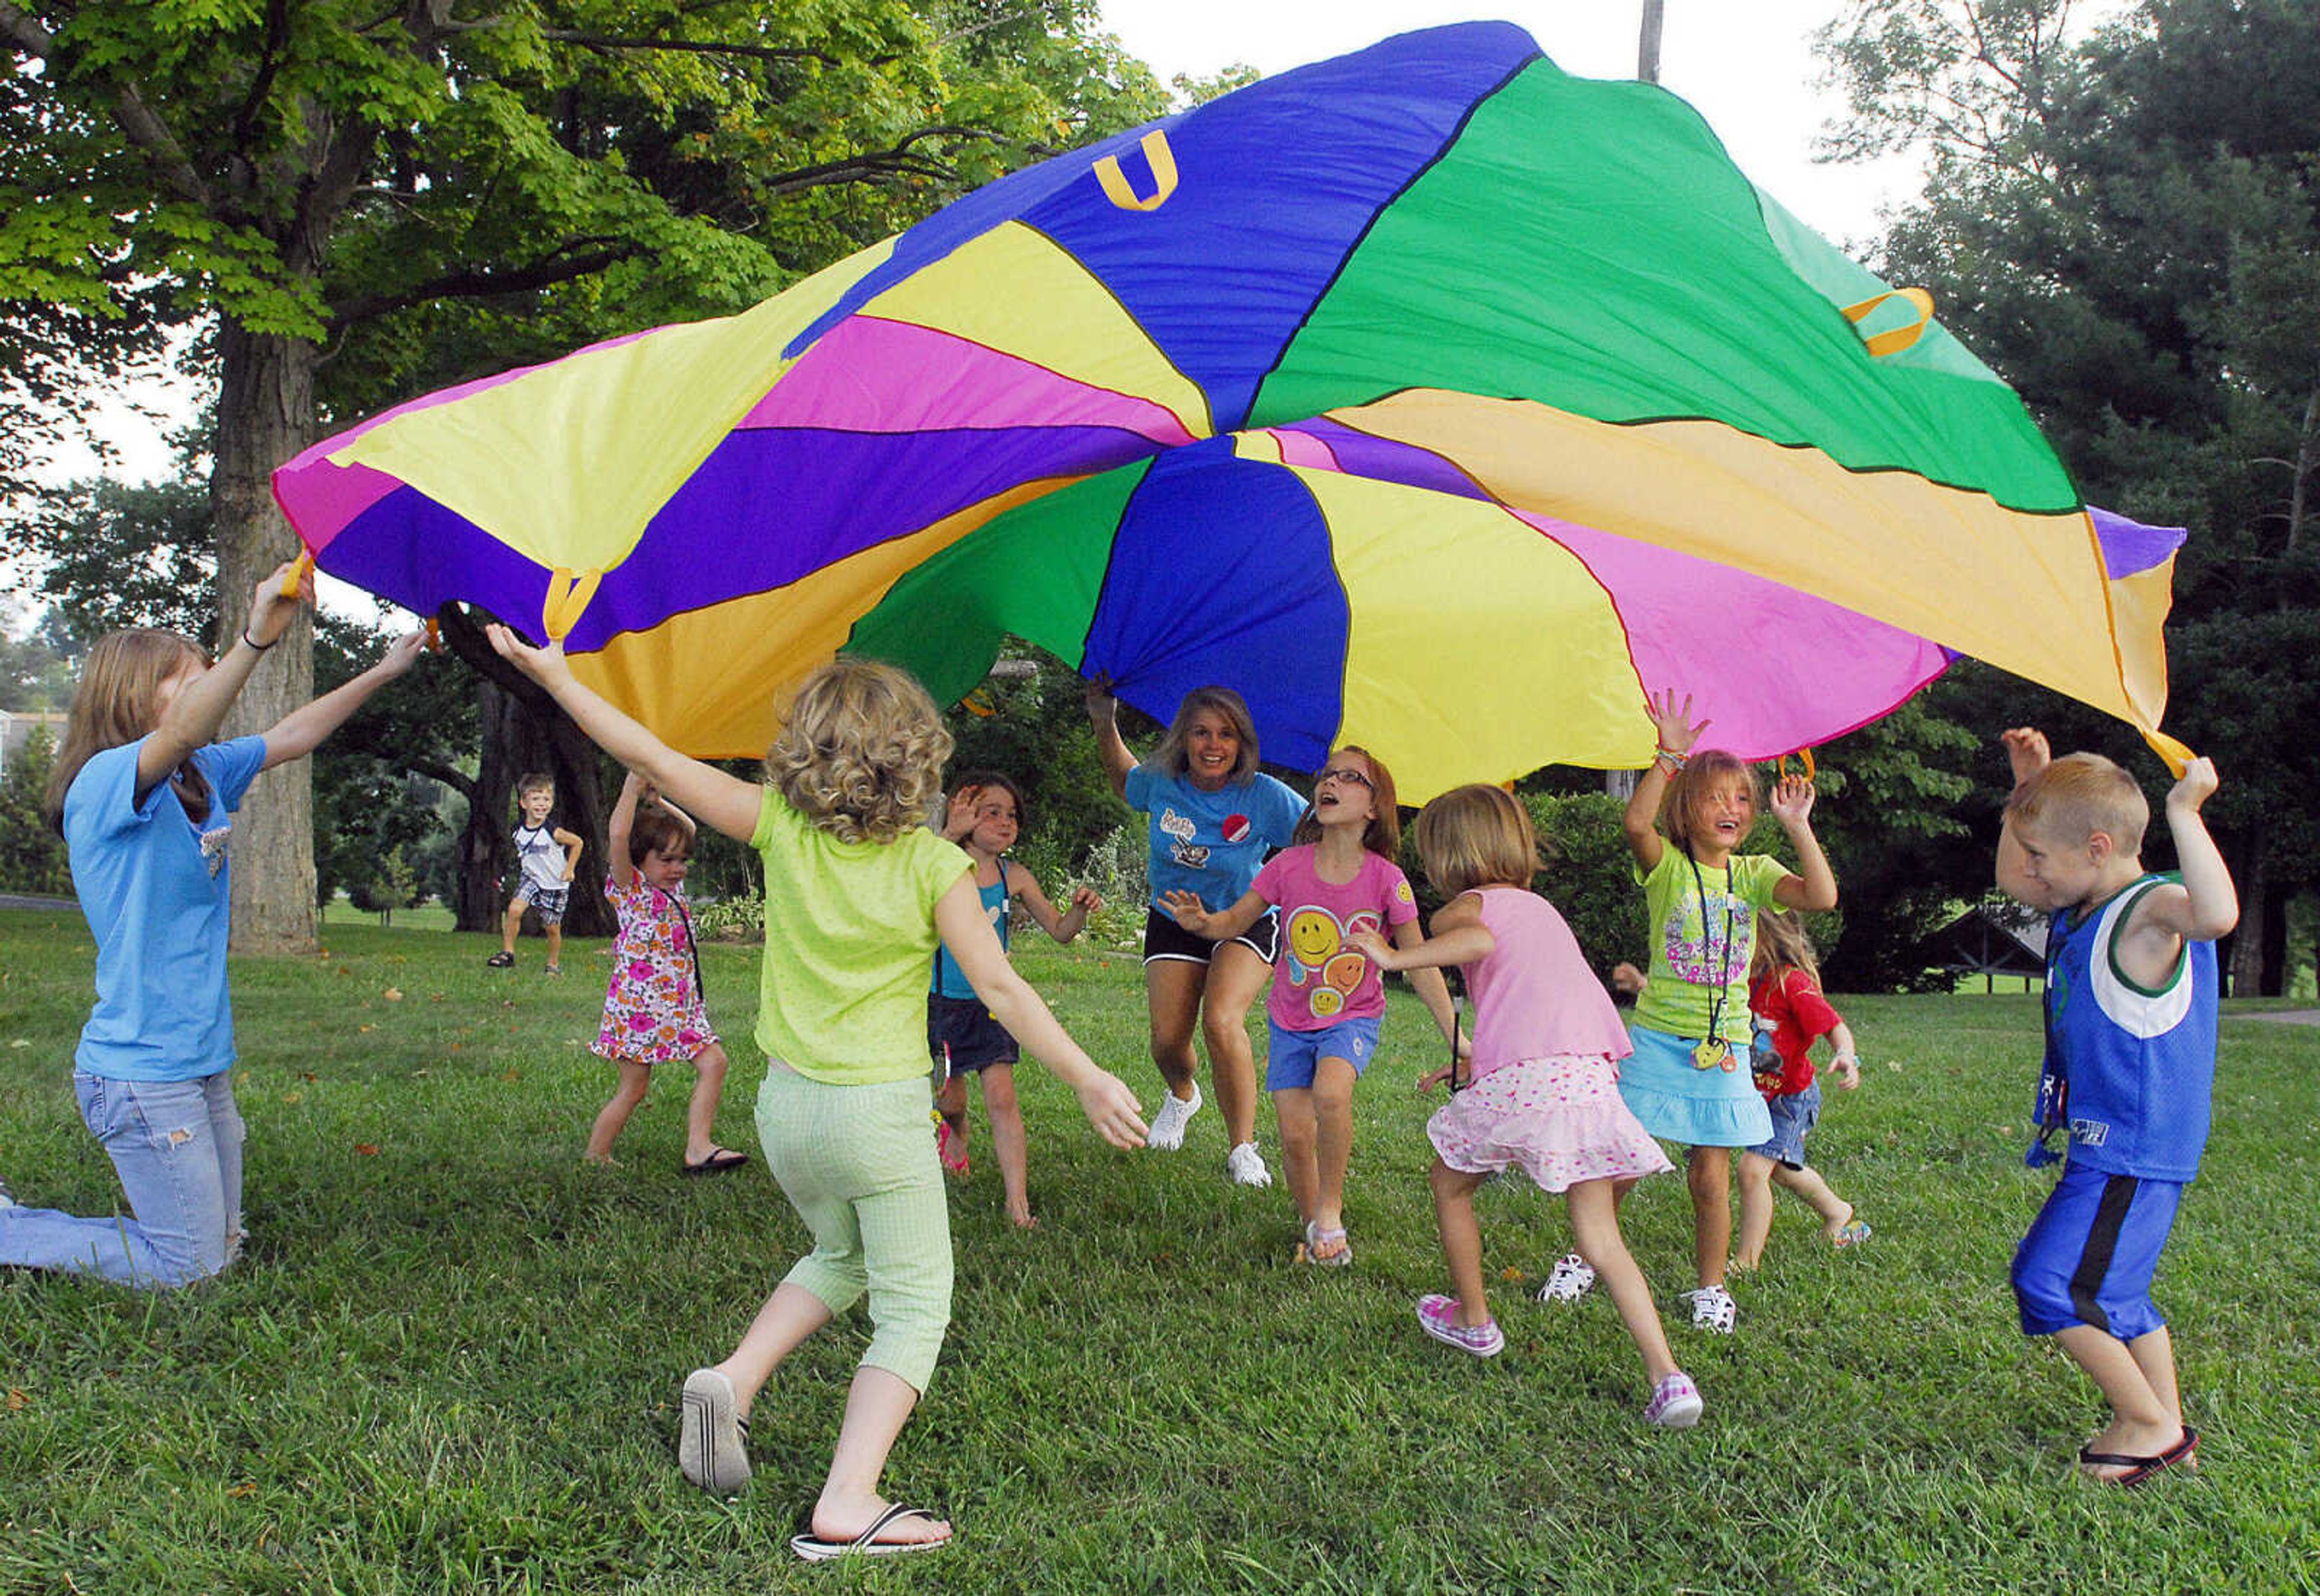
[1733,910,1870,1267]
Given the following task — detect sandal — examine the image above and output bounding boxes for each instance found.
[935,1120,970,1179]
[1832,1219,1873,1247]
[2080,1427,2197,1487]
[683,1148,750,1176]
[1298,1221,1353,1266]
[485,951,515,968]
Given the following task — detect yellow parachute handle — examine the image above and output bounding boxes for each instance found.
[2141,726,2196,779]
[1776,748,1817,784]
[1095,129,1179,212]
[961,690,997,718]
[541,567,602,642]
[424,617,443,654]
[280,550,314,597]
[1841,287,1935,358]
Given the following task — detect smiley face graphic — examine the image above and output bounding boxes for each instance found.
[1323,952,1365,992]
[1287,908,1340,967]
[1308,986,1344,1018]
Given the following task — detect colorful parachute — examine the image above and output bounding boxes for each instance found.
[274,22,2190,801]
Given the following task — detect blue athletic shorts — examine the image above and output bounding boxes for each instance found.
[2011,1163,2184,1340]
[1264,1015,1381,1092]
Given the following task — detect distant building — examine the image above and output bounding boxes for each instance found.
[0,709,68,784]
[1937,899,2048,993]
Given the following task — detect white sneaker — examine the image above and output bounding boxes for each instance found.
[1145,1084,1202,1151]
[1538,1252,1596,1302]
[1225,1141,1272,1188]
[1681,1284,1737,1334]
[678,1368,752,1496]
[0,1176,16,1209]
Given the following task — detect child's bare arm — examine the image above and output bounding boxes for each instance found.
[1013,865,1098,944]
[1160,886,1264,941]
[487,627,762,841]
[1351,893,1494,973]
[553,827,584,881]
[1389,917,1461,1047]
[607,772,643,891]
[2000,726,2051,788]
[1822,1020,1860,1090]
[1625,690,1706,870]
[935,876,1146,1148]
[646,783,698,842]
[1768,776,1838,911]
[2118,758,2238,985]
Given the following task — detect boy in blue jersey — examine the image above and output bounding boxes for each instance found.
[1997,728,2237,1487]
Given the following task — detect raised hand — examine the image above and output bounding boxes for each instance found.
[1645,689,1708,756]
[943,784,984,841]
[485,623,573,688]
[1768,774,1816,826]
[246,559,314,648]
[1345,926,1399,970]
[2167,755,2219,814]
[2000,726,2051,786]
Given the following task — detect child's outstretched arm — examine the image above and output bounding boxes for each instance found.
[2116,758,2238,986]
[1624,689,1707,870]
[260,627,427,770]
[1084,678,1136,802]
[1822,1021,1861,1090]
[607,771,644,891]
[935,875,1146,1148]
[1348,896,1495,974]
[1767,775,1838,912]
[1159,886,1265,942]
[1011,865,1100,945]
[1388,918,1463,1051]
[137,561,311,794]
[486,626,761,843]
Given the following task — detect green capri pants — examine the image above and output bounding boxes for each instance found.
[754,1064,953,1392]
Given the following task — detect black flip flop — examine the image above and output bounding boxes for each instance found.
[789,1503,950,1561]
[2079,1426,2198,1487]
[682,1148,750,1176]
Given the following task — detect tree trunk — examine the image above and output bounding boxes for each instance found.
[214,321,321,954]
[2226,827,2267,998]
[1637,0,1664,83]
[456,676,522,933]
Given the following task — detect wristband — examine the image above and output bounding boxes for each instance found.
[242,628,277,653]
[1654,747,1687,771]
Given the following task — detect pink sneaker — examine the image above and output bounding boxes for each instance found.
[1416,1293,1504,1357]
[1645,1371,1703,1428]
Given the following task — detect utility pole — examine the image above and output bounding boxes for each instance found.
[1611,0,1664,803]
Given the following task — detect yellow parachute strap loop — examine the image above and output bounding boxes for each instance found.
[280,550,315,597]
[2140,726,2196,779]
[1095,129,1179,212]
[541,567,602,643]
[960,689,997,718]
[1840,287,1936,358]
[424,617,443,654]
[1776,747,1817,784]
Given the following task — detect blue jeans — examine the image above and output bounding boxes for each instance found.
[0,1070,243,1288]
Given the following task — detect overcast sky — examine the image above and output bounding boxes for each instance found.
[52,4,1922,495]
[1097,1,1926,243]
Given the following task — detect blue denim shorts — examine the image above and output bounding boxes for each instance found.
[1264,1015,1381,1092]
[1748,1081,1823,1169]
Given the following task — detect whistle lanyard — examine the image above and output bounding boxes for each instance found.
[1686,850,1736,1047]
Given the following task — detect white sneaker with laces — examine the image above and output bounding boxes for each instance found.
[1538,1252,1596,1303]
[1144,1084,1202,1151]
[1225,1141,1271,1188]
[1682,1284,1737,1334]
[1645,1371,1704,1428]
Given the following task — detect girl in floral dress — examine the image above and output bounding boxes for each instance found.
[585,771,747,1173]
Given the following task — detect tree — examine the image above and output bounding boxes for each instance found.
[1817,0,2320,992]
[1,0,1165,953]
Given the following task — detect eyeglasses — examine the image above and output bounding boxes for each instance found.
[1316,767,1373,791]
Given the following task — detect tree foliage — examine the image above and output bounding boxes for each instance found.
[1818,0,2320,991]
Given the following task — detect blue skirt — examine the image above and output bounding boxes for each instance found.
[1619,1024,1774,1148]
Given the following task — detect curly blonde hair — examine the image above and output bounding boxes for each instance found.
[765,657,953,845]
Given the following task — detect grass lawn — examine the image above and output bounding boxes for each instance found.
[2,908,2316,1594]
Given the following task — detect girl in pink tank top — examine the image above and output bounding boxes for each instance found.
[1353,785,1700,1427]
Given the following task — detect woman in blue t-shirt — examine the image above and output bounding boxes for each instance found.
[0,561,422,1289]
[1087,682,1307,1186]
